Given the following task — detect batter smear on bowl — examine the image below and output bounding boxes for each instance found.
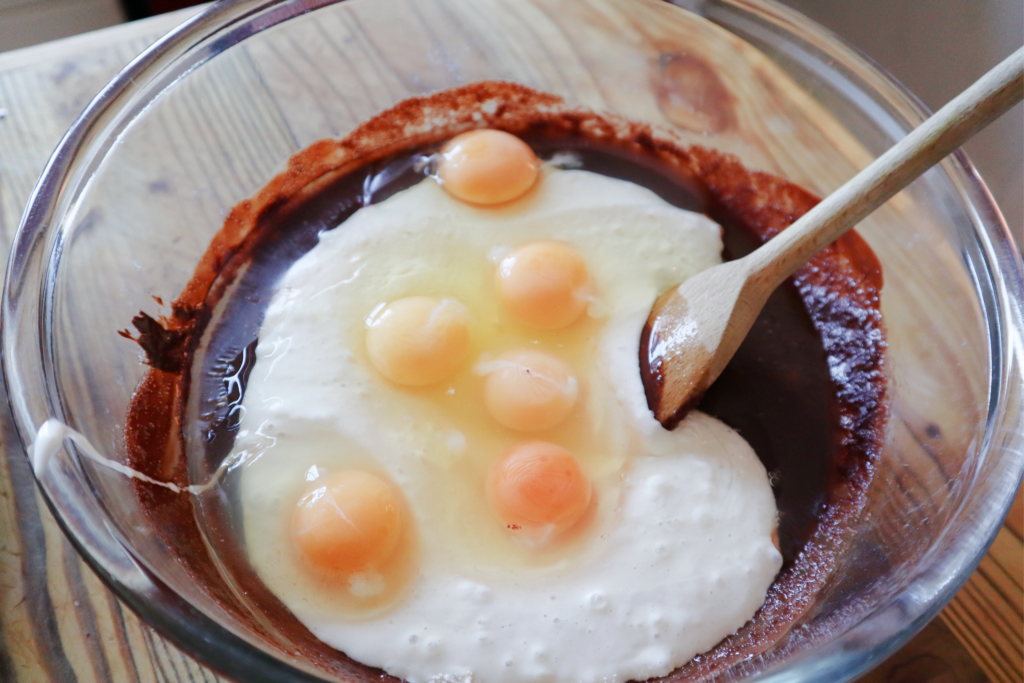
[120,82,887,682]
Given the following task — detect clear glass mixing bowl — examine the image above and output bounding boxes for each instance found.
[4,0,1022,681]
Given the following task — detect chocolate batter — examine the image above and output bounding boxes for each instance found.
[120,82,886,681]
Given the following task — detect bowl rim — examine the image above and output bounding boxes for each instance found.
[3,0,1022,681]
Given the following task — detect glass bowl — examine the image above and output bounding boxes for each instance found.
[4,0,1022,681]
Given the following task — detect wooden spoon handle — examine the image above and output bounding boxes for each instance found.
[747,46,1024,286]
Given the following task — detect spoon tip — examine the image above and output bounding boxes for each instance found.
[639,310,708,430]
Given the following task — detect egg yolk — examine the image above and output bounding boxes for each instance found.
[437,129,540,205]
[292,470,402,575]
[365,296,470,386]
[486,441,592,534]
[495,241,593,329]
[479,349,578,431]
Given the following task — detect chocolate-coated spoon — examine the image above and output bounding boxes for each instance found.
[641,47,1023,430]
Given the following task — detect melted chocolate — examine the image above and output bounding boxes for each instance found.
[121,83,886,681]
[698,223,836,567]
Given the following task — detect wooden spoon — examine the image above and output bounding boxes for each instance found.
[640,47,1024,430]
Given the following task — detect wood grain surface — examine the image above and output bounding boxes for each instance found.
[0,4,1019,683]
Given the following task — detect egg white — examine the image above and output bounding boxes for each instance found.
[233,170,782,683]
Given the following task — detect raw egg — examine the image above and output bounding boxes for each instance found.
[365,296,470,386]
[437,129,540,205]
[478,349,578,431]
[495,241,593,329]
[486,440,592,535]
[236,170,780,682]
[291,470,402,575]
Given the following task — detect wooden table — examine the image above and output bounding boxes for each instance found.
[0,7,1020,683]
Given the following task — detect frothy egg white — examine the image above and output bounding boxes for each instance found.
[232,169,782,683]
